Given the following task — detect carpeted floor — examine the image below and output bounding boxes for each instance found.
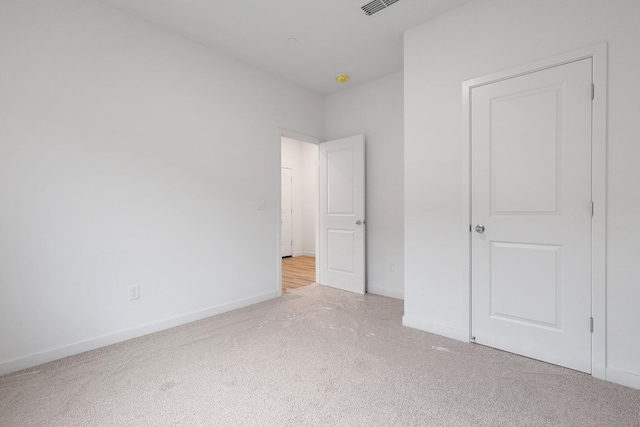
[1,284,639,426]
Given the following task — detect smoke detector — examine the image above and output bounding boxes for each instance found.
[361,0,400,16]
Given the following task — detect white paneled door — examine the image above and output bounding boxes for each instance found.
[281,167,292,257]
[319,135,366,294]
[471,59,593,373]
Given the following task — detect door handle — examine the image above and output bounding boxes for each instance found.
[475,224,485,233]
[355,220,363,225]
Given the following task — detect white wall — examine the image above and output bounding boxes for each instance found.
[404,0,640,389]
[0,0,324,374]
[281,137,317,257]
[325,72,404,299]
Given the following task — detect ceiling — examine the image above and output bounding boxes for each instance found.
[97,0,472,95]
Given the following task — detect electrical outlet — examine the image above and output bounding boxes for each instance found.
[129,285,140,301]
[388,262,395,272]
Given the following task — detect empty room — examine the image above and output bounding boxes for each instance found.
[1,0,640,425]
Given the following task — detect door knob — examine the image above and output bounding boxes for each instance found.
[475,224,485,233]
[355,220,363,225]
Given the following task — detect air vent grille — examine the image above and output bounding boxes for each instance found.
[361,0,401,16]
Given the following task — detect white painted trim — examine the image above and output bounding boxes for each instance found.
[279,128,321,145]
[292,251,303,257]
[301,251,316,257]
[462,43,607,90]
[368,286,404,300]
[589,43,608,381]
[461,42,608,378]
[277,128,322,296]
[403,316,468,342]
[461,80,472,342]
[0,290,279,376]
[314,145,321,285]
[605,368,640,390]
[281,166,294,258]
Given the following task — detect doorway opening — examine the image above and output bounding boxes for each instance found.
[280,135,319,295]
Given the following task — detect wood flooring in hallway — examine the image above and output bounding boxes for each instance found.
[282,255,315,294]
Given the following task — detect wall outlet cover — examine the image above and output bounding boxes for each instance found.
[129,285,140,300]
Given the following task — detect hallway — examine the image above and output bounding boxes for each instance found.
[282,256,315,294]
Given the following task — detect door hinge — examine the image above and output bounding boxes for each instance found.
[590,317,594,333]
[590,201,594,217]
[469,224,472,232]
[591,84,595,100]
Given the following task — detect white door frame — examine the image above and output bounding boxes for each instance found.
[461,43,608,380]
[280,167,293,257]
[277,128,321,295]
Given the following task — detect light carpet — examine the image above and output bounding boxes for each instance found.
[1,284,639,426]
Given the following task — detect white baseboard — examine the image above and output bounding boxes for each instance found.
[606,367,640,390]
[367,286,404,300]
[292,251,303,257]
[402,315,469,343]
[301,251,315,257]
[0,290,279,376]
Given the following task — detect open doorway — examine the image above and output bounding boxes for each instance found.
[280,135,319,294]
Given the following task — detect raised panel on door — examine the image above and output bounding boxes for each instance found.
[319,135,365,294]
[327,148,355,215]
[490,242,562,328]
[491,86,560,215]
[327,229,355,274]
[471,58,593,373]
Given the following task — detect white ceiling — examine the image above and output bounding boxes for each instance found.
[97,0,472,95]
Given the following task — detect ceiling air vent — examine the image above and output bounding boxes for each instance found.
[361,0,401,16]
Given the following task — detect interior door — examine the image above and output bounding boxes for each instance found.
[281,167,292,257]
[471,59,593,373]
[318,135,366,294]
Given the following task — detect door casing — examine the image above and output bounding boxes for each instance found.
[281,167,293,257]
[461,43,608,379]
